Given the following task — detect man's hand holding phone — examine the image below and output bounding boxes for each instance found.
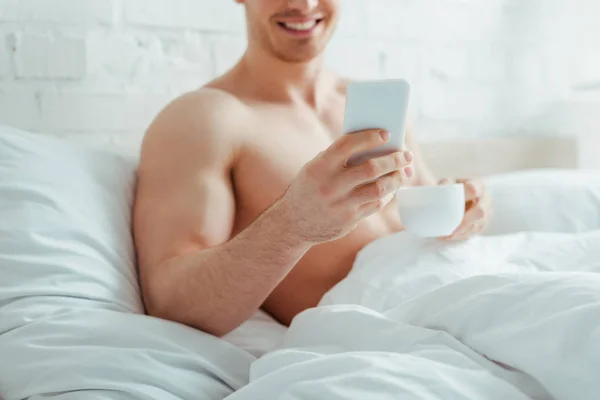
[279,129,413,245]
[278,79,413,245]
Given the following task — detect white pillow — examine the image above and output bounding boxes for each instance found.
[485,169,600,235]
[0,126,252,399]
[0,127,142,314]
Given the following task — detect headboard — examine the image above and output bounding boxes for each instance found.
[71,134,579,179]
[421,137,579,179]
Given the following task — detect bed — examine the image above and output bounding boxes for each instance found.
[2,125,599,399]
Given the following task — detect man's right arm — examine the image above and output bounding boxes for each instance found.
[134,89,414,336]
[134,89,311,337]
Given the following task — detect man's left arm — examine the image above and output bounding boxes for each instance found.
[405,123,493,240]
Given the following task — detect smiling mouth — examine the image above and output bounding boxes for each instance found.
[277,19,325,33]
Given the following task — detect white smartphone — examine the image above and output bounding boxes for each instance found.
[343,79,411,166]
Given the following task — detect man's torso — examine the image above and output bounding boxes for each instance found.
[204,71,411,324]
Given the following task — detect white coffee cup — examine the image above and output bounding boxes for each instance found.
[396,183,465,238]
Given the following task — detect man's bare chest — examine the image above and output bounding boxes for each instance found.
[231,105,344,222]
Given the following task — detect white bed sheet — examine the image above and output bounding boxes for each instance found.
[228,231,600,399]
[223,310,287,358]
[1,305,253,400]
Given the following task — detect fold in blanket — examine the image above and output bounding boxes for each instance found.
[228,231,600,400]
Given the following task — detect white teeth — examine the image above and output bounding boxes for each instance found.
[283,20,318,31]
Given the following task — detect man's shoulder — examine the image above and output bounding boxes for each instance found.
[146,87,249,143]
[141,87,250,166]
[167,87,249,126]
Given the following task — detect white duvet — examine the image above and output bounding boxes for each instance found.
[227,231,600,400]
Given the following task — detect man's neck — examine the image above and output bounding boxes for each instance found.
[236,46,333,108]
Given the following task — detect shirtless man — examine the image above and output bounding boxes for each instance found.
[133,0,493,337]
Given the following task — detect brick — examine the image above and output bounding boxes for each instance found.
[572,101,600,169]
[56,132,145,155]
[423,42,470,81]
[379,42,425,115]
[509,44,572,102]
[146,33,214,92]
[12,32,86,80]
[415,118,480,141]
[210,34,247,76]
[112,131,146,153]
[509,49,543,87]
[468,42,509,83]
[0,37,10,78]
[570,45,600,88]
[367,0,504,42]
[0,0,118,25]
[53,132,121,147]
[380,42,423,81]
[336,0,367,38]
[39,93,173,132]
[420,78,497,121]
[540,52,572,100]
[325,36,381,80]
[86,31,146,84]
[366,0,426,40]
[0,91,40,131]
[87,31,214,93]
[124,0,244,32]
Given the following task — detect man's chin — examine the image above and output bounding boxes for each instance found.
[273,47,326,63]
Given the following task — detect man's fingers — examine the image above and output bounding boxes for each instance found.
[438,178,455,186]
[445,196,490,240]
[341,150,413,191]
[463,179,484,202]
[461,202,485,228]
[326,129,390,166]
[352,170,406,205]
[441,178,483,203]
[359,195,395,218]
[436,179,491,241]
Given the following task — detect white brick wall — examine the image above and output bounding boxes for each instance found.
[0,36,9,77]
[12,32,87,79]
[0,90,39,130]
[124,0,244,32]
[0,0,118,24]
[0,0,599,147]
